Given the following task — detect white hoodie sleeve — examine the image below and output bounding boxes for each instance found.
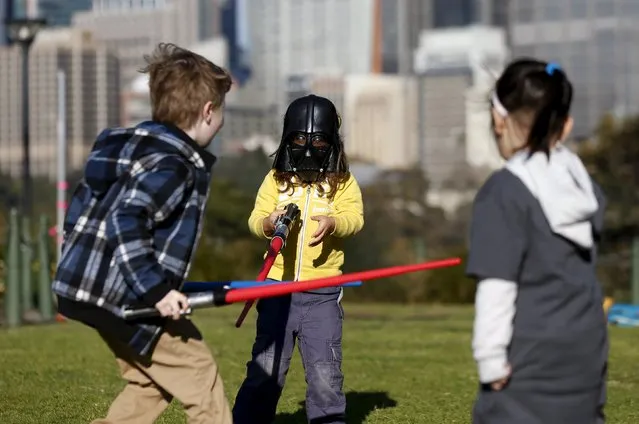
[472,278,518,383]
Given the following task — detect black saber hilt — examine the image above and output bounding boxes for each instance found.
[122,290,228,321]
[272,203,300,242]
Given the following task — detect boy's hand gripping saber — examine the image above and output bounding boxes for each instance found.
[235,203,300,328]
[122,257,462,320]
[123,279,363,320]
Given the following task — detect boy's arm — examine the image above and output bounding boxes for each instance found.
[330,175,364,238]
[105,157,192,307]
[248,172,279,239]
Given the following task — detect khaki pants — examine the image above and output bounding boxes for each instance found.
[92,319,232,424]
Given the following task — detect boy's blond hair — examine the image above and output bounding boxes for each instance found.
[140,43,232,130]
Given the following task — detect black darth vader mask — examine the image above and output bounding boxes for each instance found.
[272,95,342,183]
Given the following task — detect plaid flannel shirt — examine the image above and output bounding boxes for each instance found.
[53,121,215,356]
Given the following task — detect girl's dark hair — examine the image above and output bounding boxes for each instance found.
[272,135,350,200]
[495,58,573,155]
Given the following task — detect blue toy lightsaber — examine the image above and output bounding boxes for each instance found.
[183,280,362,292]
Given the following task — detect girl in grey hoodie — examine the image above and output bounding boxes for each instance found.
[467,59,608,424]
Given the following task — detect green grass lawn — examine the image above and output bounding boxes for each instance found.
[1,304,638,423]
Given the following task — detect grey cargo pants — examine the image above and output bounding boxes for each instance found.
[233,287,345,424]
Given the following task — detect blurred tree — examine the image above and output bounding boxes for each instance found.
[214,148,272,194]
[189,178,266,282]
[579,114,639,299]
[441,164,494,192]
[344,167,473,303]
[580,114,639,232]
[31,176,57,219]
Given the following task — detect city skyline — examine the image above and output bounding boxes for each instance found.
[1,0,639,214]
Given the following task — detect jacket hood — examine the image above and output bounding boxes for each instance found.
[506,145,599,249]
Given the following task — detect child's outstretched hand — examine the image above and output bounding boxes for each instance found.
[308,216,336,247]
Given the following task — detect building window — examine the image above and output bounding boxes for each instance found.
[433,0,475,27]
[543,3,564,21]
[621,0,639,14]
[491,0,509,27]
[536,43,564,63]
[595,0,615,16]
[570,0,588,18]
[515,2,534,23]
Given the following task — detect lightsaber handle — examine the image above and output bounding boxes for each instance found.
[121,306,164,320]
[235,202,300,328]
[272,203,300,242]
[122,291,226,321]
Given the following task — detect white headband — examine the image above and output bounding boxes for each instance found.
[491,91,508,117]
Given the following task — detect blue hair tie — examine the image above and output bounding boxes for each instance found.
[546,62,561,75]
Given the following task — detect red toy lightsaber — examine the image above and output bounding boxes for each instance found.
[235,203,300,328]
[226,257,460,303]
[122,257,462,320]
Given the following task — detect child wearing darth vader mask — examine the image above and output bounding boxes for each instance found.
[233,95,364,424]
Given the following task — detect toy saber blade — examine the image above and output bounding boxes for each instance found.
[235,203,300,328]
[183,280,362,292]
[122,257,461,321]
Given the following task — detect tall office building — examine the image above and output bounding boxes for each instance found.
[0,28,120,178]
[220,0,250,85]
[369,0,434,75]
[279,0,373,75]
[222,0,376,149]
[90,0,169,10]
[38,0,93,26]
[433,0,475,27]
[245,0,374,114]
[0,0,13,45]
[377,0,400,73]
[509,0,639,138]
[414,25,507,190]
[404,0,434,70]
[278,0,374,113]
[73,0,216,87]
[73,0,220,125]
[345,75,419,169]
[241,0,281,108]
[432,0,510,29]
[376,0,508,75]
[486,0,509,28]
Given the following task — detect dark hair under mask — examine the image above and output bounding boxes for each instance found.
[272,95,343,183]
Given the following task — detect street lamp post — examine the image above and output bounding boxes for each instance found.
[5,18,46,217]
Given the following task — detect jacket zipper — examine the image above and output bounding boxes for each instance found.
[295,186,312,281]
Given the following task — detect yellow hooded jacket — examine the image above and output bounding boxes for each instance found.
[248,169,364,282]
